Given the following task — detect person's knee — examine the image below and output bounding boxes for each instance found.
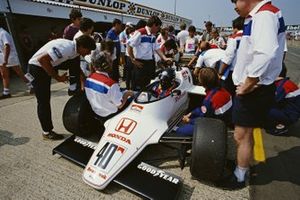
[234,126,253,144]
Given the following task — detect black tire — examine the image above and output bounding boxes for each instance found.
[62,93,104,137]
[190,118,227,182]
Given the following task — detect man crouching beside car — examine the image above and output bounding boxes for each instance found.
[85,47,134,120]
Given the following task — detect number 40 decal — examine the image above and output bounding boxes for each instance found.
[93,142,125,170]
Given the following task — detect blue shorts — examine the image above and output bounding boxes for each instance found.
[232,84,275,127]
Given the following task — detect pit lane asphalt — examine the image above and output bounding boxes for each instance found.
[0,45,299,200]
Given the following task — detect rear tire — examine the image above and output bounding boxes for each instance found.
[190,118,227,182]
[62,93,104,137]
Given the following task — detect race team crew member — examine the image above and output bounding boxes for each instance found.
[63,8,83,96]
[217,0,286,190]
[0,27,33,99]
[28,35,96,140]
[127,16,171,90]
[219,16,244,95]
[176,68,232,136]
[85,51,133,118]
[266,76,300,135]
[106,18,123,81]
[193,41,225,76]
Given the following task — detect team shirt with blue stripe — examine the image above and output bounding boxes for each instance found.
[85,72,123,117]
[232,0,286,86]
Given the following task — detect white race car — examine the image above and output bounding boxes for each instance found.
[53,66,228,199]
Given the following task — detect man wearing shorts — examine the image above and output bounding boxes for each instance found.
[218,0,286,189]
[0,27,33,99]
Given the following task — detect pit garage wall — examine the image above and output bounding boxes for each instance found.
[0,0,143,66]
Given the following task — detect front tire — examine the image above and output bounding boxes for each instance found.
[190,118,227,182]
[62,93,104,137]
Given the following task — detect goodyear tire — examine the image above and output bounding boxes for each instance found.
[190,118,227,182]
[62,93,103,137]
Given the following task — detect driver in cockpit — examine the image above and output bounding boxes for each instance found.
[152,68,177,98]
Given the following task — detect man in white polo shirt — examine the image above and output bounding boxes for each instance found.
[127,16,171,90]
[28,35,96,140]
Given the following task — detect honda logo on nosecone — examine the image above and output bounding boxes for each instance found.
[115,118,137,134]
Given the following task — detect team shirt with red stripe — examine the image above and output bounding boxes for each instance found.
[127,26,159,60]
[221,30,243,71]
[232,0,286,86]
[85,72,123,117]
[275,78,300,102]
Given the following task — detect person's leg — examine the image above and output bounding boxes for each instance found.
[68,57,81,95]
[111,58,120,82]
[176,124,194,136]
[30,67,53,132]
[12,65,28,83]
[0,65,11,96]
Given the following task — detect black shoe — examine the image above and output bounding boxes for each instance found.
[216,173,246,190]
[68,88,82,96]
[42,131,64,140]
[0,93,11,100]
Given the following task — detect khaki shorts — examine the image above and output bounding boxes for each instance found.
[0,53,20,67]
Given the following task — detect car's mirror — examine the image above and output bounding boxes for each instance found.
[171,89,181,97]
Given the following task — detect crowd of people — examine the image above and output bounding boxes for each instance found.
[0,0,299,191]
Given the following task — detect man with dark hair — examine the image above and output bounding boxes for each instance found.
[176,22,189,52]
[219,16,244,95]
[106,18,123,81]
[127,16,171,90]
[63,8,83,96]
[217,0,286,190]
[202,21,213,42]
[74,18,95,77]
[28,35,96,140]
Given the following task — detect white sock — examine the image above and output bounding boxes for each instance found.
[69,84,77,91]
[26,82,33,89]
[3,88,10,95]
[234,166,249,182]
[43,131,50,135]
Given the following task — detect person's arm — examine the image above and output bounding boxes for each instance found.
[127,45,143,68]
[236,77,259,96]
[37,54,68,82]
[155,49,172,62]
[219,38,236,75]
[118,90,134,109]
[2,44,10,66]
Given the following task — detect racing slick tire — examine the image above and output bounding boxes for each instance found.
[62,93,103,137]
[190,118,227,182]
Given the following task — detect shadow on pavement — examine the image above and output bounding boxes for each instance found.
[251,146,300,186]
[0,129,30,147]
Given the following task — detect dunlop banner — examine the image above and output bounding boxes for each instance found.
[74,0,191,25]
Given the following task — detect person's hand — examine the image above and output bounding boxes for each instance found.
[55,72,68,83]
[132,59,143,68]
[2,61,7,67]
[182,113,191,123]
[236,83,258,96]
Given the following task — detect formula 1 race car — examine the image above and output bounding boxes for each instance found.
[53,66,228,200]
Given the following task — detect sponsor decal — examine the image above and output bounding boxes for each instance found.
[107,133,131,145]
[175,91,186,102]
[98,172,107,180]
[74,137,97,150]
[131,104,144,112]
[137,162,180,185]
[115,118,137,135]
[201,105,207,114]
[52,47,62,58]
[87,166,96,173]
[181,70,189,79]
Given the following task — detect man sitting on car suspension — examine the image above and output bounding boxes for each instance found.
[176,67,232,136]
[85,48,134,119]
